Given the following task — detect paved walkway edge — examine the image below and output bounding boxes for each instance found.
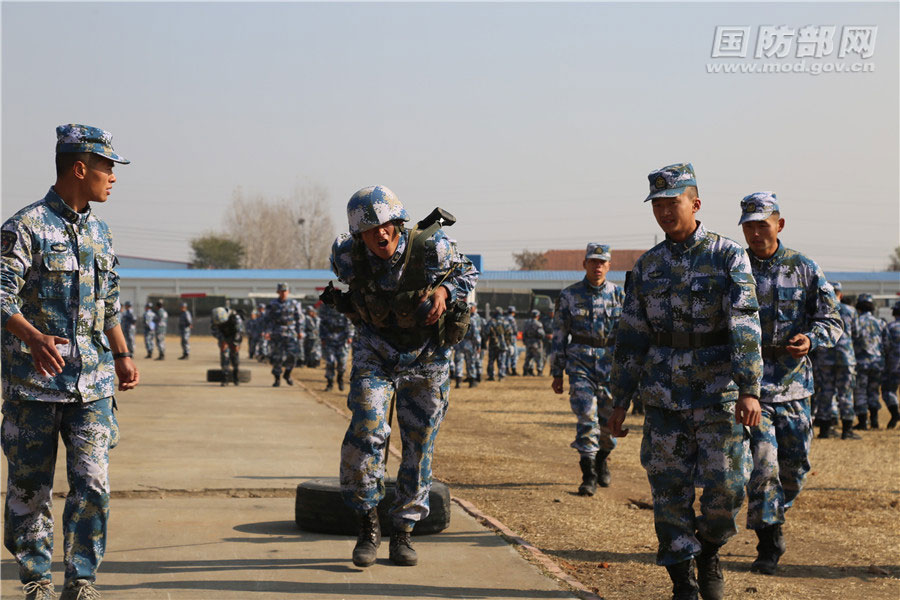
[300,379,603,600]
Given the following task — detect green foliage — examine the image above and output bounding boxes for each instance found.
[190,234,244,269]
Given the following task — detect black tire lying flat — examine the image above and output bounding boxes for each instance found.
[295,477,451,536]
[206,368,251,383]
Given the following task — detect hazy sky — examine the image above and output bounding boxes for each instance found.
[3,1,898,271]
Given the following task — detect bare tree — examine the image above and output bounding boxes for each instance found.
[889,246,900,271]
[224,184,335,269]
[512,249,547,271]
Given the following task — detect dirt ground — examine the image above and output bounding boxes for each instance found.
[297,351,900,600]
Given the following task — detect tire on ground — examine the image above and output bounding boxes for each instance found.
[295,477,451,536]
[206,368,252,383]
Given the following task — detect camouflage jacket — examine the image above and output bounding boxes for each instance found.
[1,188,120,403]
[748,242,841,403]
[464,312,483,346]
[813,302,858,368]
[155,307,168,332]
[319,305,354,346]
[522,318,545,346]
[550,278,624,379]
[143,308,155,332]
[502,316,516,346]
[265,297,304,338]
[611,222,763,411]
[304,314,320,340]
[886,318,900,376]
[121,307,137,332]
[212,312,244,344]
[178,310,192,331]
[854,312,887,370]
[484,317,508,349]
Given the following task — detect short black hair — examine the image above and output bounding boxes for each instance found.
[55,152,95,178]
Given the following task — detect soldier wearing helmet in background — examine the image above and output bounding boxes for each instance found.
[460,302,484,386]
[550,243,624,496]
[143,302,156,358]
[484,307,508,381]
[521,309,545,376]
[153,300,168,360]
[121,300,137,354]
[504,306,519,375]
[322,185,478,568]
[178,302,193,360]
[303,306,322,367]
[211,306,244,386]
[319,303,354,391]
[884,300,900,429]
[264,282,304,387]
[853,293,888,429]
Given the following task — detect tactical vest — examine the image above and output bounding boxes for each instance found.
[342,209,470,351]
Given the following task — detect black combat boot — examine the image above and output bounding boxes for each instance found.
[887,405,900,429]
[577,456,598,496]
[854,413,868,430]
[232,370,240,386]
[468,378,478,388]
[827,418,841,438]
[696,537,724,600]
[595,450,611,488]
[750,524,785,575]
[352,508,381,567]
[665,559,699,600]
[325,378,334,391]
[337,373,345,391]
[272,374,281,387]
[869,407,880,429]
[389,530,418,566]
[283,369,294,386]
[817,420,832,439]
[841,419,862,439]
[455,377,462,389]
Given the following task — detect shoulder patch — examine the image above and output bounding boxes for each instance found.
[51,242,68,252]
[1,230,17,256]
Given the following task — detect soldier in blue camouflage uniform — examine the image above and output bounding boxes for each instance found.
[811,281,860,439]
[522,309,545,376]
[853,293,888,429]
[319,303,354,391]
[177,302,192,360]
[540,309,554,375]
[485,308,508,381]
[504,306,519,375]
[1,124,140,600]
[304,306,322,367]
[609,163,762,600]
[738,192,842,576]
[153,300,168,360]
[263,283,304,387]
[550,244,624,496]
[323,185,477,568]
[142,302,155,358]
[211,306,244,386]
[460,303,484,386]
[120,301,136,354]
[884,300,900,429]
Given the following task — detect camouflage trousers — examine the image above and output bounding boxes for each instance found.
[883,374,900,409]
[304,337,321,365]
[155,327,167,355]
[855,365,883,413]
[340,334,450,531]
[270,334,300,377]
[567,375,617,457]
[641,402,751,566]
[2,398,118,586]
[487,345,506,379]
[219,343,240,375]
[143,330,154,355]
[323,342,349,381]
[812,363,855,421]
[746,399,812,529]
[180,328,191,356]
[462,340,483,381]
[123,327,135,355]
[506,344,518,372]
[523,342,544,375]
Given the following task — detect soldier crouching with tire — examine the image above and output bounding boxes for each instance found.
[211,307,244,386]
[322,185,478,568]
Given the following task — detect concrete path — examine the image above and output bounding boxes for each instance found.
[2,336,578,599]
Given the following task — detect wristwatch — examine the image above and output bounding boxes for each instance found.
[113,352,133,359]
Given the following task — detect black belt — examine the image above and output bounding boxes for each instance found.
[762,345,790,360]
[652,330,728,349]
[570,333,609,348]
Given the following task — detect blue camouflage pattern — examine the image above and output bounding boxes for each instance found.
[812,302,858,421]
[460,309,484,381]
[154,305,168,356]
[1,188,120,403]
[738,192,780,225]
[484,312,508,380]
[854,311,887,412]
[142,305,155,356]
[304,309,322,365]
[522,316,545,375]
[504,312,518,373]
[884,316,900,409]
[55,124,129,164]
[319,304,354,382]
[120,304,136,354]
[178,307,192,356]
[644,162,697,202]
[551,278,625,456]
[264,296,304,377]
[346,185,409,235]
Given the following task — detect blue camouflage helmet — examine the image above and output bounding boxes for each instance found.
[346,185,409,235]
[507,305,516,314]
[585,243,611,261]
[645,162,697,202]
[857,293,874,304]
[530,309,540,317]
[277,282,289,292]
[739,192,780,225]
[830,281,842,293]
[56,124,130,164]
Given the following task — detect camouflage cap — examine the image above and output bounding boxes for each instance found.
[739,192,780,225]
[347,185,409,235]
[857,293,874,304]
[276,282,289,292]
[830,281,842,293]
[56,124,130,164]
[585,243,611,261]
[124,301,132,307]
[645,162,697,202]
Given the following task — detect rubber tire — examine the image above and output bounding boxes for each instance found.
[206,368,251,383]
[295,477,451,536]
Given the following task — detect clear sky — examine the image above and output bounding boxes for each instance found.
[2,1,897,271]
